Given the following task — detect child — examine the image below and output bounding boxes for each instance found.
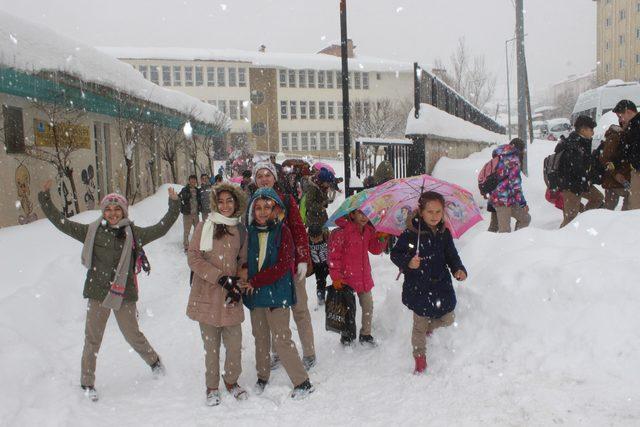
[308,226,329,305]
[242,187,314,400]
[187,183,248,406]
[328,209,389,346]
[390,191,467,375]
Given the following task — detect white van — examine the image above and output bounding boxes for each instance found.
[572,80,640,124]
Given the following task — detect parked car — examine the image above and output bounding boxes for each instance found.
[545,118,572,141]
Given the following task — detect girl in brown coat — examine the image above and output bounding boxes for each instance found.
[598,125,631,210]
[187,183,248,406]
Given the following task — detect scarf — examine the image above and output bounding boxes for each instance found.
[199,211,240,252]
[82,218,133,311]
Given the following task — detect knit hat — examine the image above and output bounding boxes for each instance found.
[253,161,278,182]
[100,193,129,217]
[317,167,335,184]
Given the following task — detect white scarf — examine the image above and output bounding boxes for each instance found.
[200,211,240,251]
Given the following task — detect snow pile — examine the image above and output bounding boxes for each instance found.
[406,103,507,145]
[0,12,227,127]
[1,151,639,424]
[98,46,414,73]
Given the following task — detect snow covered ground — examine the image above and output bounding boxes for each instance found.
[1,143,639,426]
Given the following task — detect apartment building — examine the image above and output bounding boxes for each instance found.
[100,45,414,158]
[596,0,640,84]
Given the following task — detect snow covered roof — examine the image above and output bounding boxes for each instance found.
[0,11,228,127]
[97,46,414,73]
[405,103,506,144]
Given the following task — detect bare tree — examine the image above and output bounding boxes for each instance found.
[156,125,184,184]
[24,97,87,215]
[350,98,411,139]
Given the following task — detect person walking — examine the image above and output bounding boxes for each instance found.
[390,191,467,375]
[595,121,631,210]
[187,183,248,406]
[38,180,180,401]
[308,226,329,305]
[243,187,315,400]
[179,175,203,252]
[304,167,335,231]
[199,173,212,222]
[613,99,640,209]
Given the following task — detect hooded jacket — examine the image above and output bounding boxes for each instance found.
[488,144,526,207]
[556,131,594,194]
[187,183,248,326]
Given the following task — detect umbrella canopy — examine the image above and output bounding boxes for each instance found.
[313,162,336,175]
[229,176,243,184]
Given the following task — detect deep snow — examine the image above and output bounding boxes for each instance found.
[1,143,639,426]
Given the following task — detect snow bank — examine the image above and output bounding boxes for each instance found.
[98,46,414,73]
[406,103,507,145]
[0,12,227,127]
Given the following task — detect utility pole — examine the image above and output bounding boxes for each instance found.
[340,0,352,194]
[515,0,529,175]
[505,36,517,141]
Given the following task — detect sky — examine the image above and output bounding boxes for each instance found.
[0,0,596,106]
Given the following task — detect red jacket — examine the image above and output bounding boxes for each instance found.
[250,223,295,288]
[277,190,311,269]
[328,217,387,293]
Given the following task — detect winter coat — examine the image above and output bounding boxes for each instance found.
[276,188,311,269]
[598,126,631,189]
[38,190,180,302]
[243,188,296,309]
[328,216,387,294]
[304,180,329,229]
[622,113,640,171]
[556,131,594,194]
[199,184,212,214]
[187,183,248,327]
[374,160,395,186]
[488,144,527,208]
[179,185,203,215]
[390,214,466,319]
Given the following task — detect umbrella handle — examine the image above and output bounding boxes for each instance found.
[395,270,402,281]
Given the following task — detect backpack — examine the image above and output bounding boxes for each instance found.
[590,141,606,186]
[543,151,565,190]
[477,157,500,196]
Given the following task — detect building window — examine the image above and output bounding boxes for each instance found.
[606,40,611,50]
[319,132,328,150]
[173,65,182,86]
[605,63,610,73]
[605,17,611,27]
[637,28,640,39]
[207,67,215,86]
[291,132,299,151]
[238,68,247,87]
[354,72,361,89]
[620,34,625,45]
[279,70,287,87]
[195,66,203,86]
[636,54,640,64]
[637,3,640,12]
[138,65,148,79]
[308,70,315,88]
[217,68,226,86]
[241,100,249,120]
[2,105,25,153]
[355,101,362,115]
[162,66,171,86]
[338,101,343,119]
[288,70,296,87]
[229,100,238,120]
[290,101,297,119]
[280,101,288,119]
[336,71,342,89]
[326,71,334,89]
[318,70,325,88]
[363,72,369,89]
[309,101,317,119]
[228,67,237,87]
[348,72,353,89]
[300,101,308,119]
[185,66,194,86]
[363,101,370,117]
[339,132,344,149]
[620,59,626,69]
[299,70,307,88]
[328,101,335,120]
[329,132,337,150]
[218,100,227,115]
[281,132,290,151]
[301,132,309,150]
[620,9,626,20]
[309,132,318,150]
[149,66,159,84]
[376,72,382,80]
[319,101,326,119]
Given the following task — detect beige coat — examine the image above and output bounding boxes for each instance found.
[186,183,248,327]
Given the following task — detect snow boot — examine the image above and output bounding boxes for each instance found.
[225,382,248,401]
[270,354,281,370]
[359,334,378,348]
[291,379,315,400]
[340,335,353,347]
[413,355,427,375]
[81,385,98,402]
[254,379,268,395]
[302,355,317,371]
[205,388,221,406]
[151,357,166,378]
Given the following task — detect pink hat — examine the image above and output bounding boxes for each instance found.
[100,193,129,217]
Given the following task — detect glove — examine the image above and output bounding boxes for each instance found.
[623,180,631,190]
[605,162,615,172]
[224,285,243,305]
[375,232,390,241]
[218,275,240,291]
[332,280,344,290]
[296,263,307,282]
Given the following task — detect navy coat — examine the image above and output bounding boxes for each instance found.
[390,215,466,319]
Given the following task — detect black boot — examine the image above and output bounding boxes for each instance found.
[291,379,315,400]
[359,334,378,347]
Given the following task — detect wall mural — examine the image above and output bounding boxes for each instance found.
[56,172,75,218]
[15,164,38,225]
[81,165,96,210]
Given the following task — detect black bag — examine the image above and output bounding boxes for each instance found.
[543,150,565,190]
[325,285,356,339]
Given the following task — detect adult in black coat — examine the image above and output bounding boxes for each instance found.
[178,174,203,251]
[614,99,640,209]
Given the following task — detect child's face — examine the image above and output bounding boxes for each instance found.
[420,200,444,227]
[216,191,236,217]
[350,210,369,226]
[253,198,274,225]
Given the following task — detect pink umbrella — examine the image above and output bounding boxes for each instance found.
[358,175,482,239]
[312,162,335,175]
[230,176,243,184]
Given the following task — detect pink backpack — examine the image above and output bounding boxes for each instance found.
[477,157,500,196]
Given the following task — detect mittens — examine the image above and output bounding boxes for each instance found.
[218,275,240,290]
